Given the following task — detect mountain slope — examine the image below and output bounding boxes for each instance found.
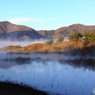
[38,24,95,38]
[0,21,50,41]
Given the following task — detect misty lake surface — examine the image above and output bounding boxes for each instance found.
[0,52,95,95]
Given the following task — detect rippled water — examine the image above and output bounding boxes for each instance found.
[0,52,95,95]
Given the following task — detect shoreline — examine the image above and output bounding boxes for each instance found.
[0,81,49,95]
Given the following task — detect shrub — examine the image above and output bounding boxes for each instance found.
[46,39,54,45]
[83,30,95,45]
[56,37,64,43]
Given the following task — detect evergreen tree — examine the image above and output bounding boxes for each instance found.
[69,32,83,42]
[46,39,54,45]
[56,37,64,43]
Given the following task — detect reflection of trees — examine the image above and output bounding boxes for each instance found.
[59,58,95,71]
[2,53,31,65]
[1,52,95,71]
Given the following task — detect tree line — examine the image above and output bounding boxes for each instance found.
[46,30,95,46]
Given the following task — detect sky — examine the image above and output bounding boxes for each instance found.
[0,0,95,30]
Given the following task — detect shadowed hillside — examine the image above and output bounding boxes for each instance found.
[0,21,33,33]
[0,21,50,41]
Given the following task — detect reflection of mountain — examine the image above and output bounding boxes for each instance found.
[0,21,50,41]
[38,24,95,38]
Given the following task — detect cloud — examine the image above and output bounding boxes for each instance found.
[8,17,45,24]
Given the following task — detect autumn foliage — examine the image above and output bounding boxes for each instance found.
[4,31,95,55]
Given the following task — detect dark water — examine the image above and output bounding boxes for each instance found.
[0,52,95,95]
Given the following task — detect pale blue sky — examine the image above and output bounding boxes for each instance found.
[0,0,95,30]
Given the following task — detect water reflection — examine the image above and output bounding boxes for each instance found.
[0,53,95,95]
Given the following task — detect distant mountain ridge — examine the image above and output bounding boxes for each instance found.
[0,21,50,41]
[1,21,95,40]
[38,24,95,38]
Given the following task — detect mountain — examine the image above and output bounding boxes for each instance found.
[0,21,50,41]
[38,24,95,38]
[1,21,95,40]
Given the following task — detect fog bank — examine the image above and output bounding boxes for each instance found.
[0,39,48,48]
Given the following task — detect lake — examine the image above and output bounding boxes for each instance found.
[0,52,95,95]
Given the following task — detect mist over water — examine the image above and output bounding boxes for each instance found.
[0,39,48,48]
[0,52,95,95]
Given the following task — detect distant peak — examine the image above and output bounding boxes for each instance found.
[0,21,11,24]
[69,24,85,27]
[0,21,12,24]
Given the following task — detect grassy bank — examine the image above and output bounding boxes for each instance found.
[3,41,95,56]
